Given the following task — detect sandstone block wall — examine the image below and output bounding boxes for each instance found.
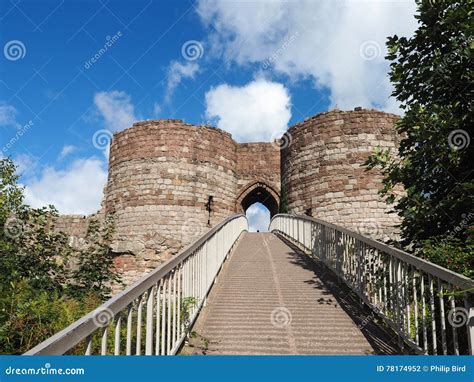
[56,108,402,288]
[106,120,239,284]
[281,108,401,240]
[235,142,280,215]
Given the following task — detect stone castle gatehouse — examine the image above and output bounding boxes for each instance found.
[58,108,401,285]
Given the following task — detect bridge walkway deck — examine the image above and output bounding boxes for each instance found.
[185,232,399,355]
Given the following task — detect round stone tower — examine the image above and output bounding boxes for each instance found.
[281,108,401,240]
[106,120,237,280]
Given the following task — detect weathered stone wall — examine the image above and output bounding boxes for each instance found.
[56,108,401,288]
[53,211,106,248]
[106,120,238,284]
[235,142,280,215]
[53,215,90,238]
[281,108,401,240]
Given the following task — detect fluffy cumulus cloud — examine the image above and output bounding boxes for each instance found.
[205,78,291,142]
[23,157,108,215]
[197,0,417,113]
[94,90,137,131]
[0,103,20,128]
[246,203,270,232]
[165,61,199,102]
[59,144,76,160]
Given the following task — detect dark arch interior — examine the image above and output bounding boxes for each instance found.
[241,186,279,217]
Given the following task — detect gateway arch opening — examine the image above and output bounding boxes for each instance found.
[238,183,279,232]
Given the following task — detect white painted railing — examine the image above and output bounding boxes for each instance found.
[270,214,474,355]
[25,214,248,355]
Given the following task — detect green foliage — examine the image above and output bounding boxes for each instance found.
[365,0,473,276]
[68,216,121,300]
[180,297,198,335]
[421,236,474,278]
[279,184,289,213]
[0,280,101,354]
[0,157,121,354]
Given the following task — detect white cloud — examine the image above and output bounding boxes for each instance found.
[59,145,76,160]
[246,203,270,232]
[14,154,37,178]
[0,103,20,128]
[153,102,161,117]
[94,90,137,131]
[205,78,291,142]
[197,0,417,113]
[165,61,199,102]
[24,157,107,215]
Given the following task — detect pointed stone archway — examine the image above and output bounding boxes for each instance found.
[236,181,280,217]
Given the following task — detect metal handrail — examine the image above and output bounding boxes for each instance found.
[25,214,248,355]
[269,213,474,355]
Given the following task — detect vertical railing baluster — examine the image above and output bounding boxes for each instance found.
[145,286,154,355]
[126,304,132,355]
[429,275,437,354]
[167,272,172,354]
[438,279,447,355]
[177,264,182,342]
[114,315,121,355]
[172,267,177,349]
[191,253,195,314]
[161,277,167,355]
[449,287,459,355]
[136,295,143,355]
[378,252,383,308]
[405,264,411,340]
[421,274,428,354]
[388,256,394,315]
[465,292,474,355]
[101,326,108,355]
[85,335,92,355]
[383,255,388,315]
[412,268,419,347]
[155,280,161,355]
[394,258,401,333]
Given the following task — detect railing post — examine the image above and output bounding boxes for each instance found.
[465,292,474,355]
[145,286,154,355]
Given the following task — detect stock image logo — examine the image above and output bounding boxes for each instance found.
[271,307,292,328]
[181,40,204,61]
[4,40,26,61]
[447,307,469,328]
[359,40,381,61]
[356,221,382,238]
[271,130,293,150]
[92,129,113,151]
[92,307,114,327]
[448,129,470,151]
[4,217,24,239]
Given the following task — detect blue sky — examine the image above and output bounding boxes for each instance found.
[0,0,417,231]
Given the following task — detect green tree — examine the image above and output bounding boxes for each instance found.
[365,0,473,276]
[0,157,121,353]
[0,159,72,291]
[69,215,121,300]
[279,184,289,213]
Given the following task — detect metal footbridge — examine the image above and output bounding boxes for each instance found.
[26,214,474,356]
